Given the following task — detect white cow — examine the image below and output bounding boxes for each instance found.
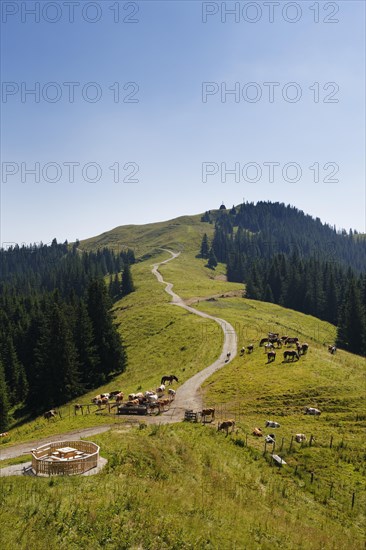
[304,407,321,415]
[265,420,281,428]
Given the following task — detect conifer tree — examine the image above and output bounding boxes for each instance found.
[87,279,126,381]
[31,294,81,409]
[207,248,218,269]
[199,233,210,259]
[0,360,9,432]
[121,264,135,297]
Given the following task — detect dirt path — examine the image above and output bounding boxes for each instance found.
[151,249,237,421]
[0,249,237,468]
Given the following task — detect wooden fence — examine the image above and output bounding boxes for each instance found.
[31,440,99,476]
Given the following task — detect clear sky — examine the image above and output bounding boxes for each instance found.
[1,0,365,246]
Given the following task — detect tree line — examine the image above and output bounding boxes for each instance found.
[199,202,366,356]
[0,241,135,431]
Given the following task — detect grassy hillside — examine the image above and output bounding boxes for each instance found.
[1,213,365,548]
[80,214,214,259]
[1,423,364,550]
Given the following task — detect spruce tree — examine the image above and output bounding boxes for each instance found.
[0,360,10,432]
[207,248,218,269]
[336,278,366,355]
[199,233,210,259]
[31,294,81,409]
[121,264,135,297]
[74,301,99,388]
[87,279,127,381]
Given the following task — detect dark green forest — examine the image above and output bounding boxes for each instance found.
[0,241,135,430]
[200,202,366,356]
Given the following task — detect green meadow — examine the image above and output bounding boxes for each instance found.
[1,216,365,549]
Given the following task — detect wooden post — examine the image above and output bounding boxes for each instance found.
[309,435,314,447]
[272,441,276,454]
[294,465,298,476]
[352,492,355,508]
[329,436,333,449]
[81,406,84,416]
[329,483,334,498]
[311,472,314,484]
[245,434,248,447]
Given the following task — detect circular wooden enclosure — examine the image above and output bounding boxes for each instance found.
[31,440,99,476]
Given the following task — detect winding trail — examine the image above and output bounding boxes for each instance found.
[151,249,237,421]
[0,250,237,470]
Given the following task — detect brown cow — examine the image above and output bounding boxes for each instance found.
[218,419,235,434]
[252,427,263,436]
[201,408,215,423]
[44,409,56,420]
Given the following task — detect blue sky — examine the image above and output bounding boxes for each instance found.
[1,0,365,245]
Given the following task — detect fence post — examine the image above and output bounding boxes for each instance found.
[352,492,355,508]
[309,435,314,447]
[329,483,334,498]
[311,472,314,484]
[329,436,333,449]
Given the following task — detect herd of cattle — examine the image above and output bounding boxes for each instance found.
[87,384,177,413]
[238,332,337,364]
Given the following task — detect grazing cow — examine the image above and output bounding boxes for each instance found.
[201,408,215,422]
[265,420,280,428]
[0,432,9,438]
[126,399,139,407]
[146,392,158,403]
[265,343,274,352]
[284,350,299,361]
[218,420,235,434]
[101,393,110,399]
[155,398,170,411]
[328,345,337,354]
[265,434,276,444]
[252,427,263,436]
[247,344,254,353]
[285,337,299,346]
[156,385,165,395]
[295,434,306,443]
[267,350,276,363]
[301,343,309,354]
[161,375,178,385]
[168,388,176,398]
[109,390,123,398]
[95,396,109,408]
[44,409,56,420]
[260,337,269,346]
[74,404,82,413]
[128,393,136,401]
[115,392,124,404]
[92,394,109,405]
[304,407,321,415]
[240,347,246,355]
[281,335,288,342]
[268,332,279,338]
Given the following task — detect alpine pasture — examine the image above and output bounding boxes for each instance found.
[1,215,365,549]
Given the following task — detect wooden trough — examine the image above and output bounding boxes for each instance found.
[117,405,149,416]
